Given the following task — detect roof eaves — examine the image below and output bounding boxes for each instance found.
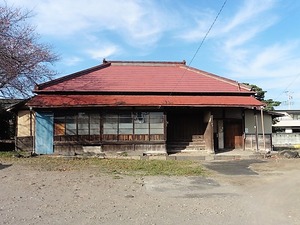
[268,111,285,117]
[6,98,31,112]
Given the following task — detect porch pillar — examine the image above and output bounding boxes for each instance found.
[204,112,214,154]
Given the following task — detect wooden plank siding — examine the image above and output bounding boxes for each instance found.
[54,134,164,143]
[224,119,243,149]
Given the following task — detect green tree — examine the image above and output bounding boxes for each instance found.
[243,83,281,111]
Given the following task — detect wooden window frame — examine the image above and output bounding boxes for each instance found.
[54,111,166,143]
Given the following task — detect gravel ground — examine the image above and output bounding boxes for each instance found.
[0,158,300,225]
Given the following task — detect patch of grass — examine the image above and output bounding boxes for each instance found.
[0,155,206,176]
[95,159,206,176]
[0,151,17,158]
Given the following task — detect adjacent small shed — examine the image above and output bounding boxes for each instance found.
[0,99,23,150]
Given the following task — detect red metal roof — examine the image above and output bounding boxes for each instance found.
[36,61,251,94]
[27,94,263,108]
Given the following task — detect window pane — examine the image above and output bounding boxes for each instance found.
[66,115,76,135]
[103,114,118,134]
[90,113,100,135]
[134,112,149,134]
[119,113,132,123]
[78,112,89,135]
[119,113,133,134]
[150,112,164,134]
[150,128,164,134]
[150,112,164,123]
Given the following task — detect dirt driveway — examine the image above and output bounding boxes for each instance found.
[1,158,300,225]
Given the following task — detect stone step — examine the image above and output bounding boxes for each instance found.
[167,137,206,152]
[167,144,206,151]
[168,141,205,146]
[192,135,204,140]
[167,146,205,151]
[171,138,205,142]
[167,148,206,153]
[168,145,205,149]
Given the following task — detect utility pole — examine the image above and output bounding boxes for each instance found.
[284,91,294,110]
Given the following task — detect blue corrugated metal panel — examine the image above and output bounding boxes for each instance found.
[35,112,53,154]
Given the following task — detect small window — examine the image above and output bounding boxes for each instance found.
[134,112,149,134]
[103,114,118,134]
[119,113,133,134]
[90,113,100,135]
[78,113,89,135]
[150,112,164,134]
[66,115,76,135]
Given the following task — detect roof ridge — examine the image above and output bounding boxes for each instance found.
[106,59,186,66]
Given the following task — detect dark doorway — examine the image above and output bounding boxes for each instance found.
[167,111,204,142]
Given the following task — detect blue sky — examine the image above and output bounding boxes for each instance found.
[5,0,300,109]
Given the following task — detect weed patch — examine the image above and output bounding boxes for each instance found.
[0,153,206,176]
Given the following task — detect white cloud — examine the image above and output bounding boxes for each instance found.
[224,20,275,50]
[5,0,172,47]
[227,42,300,77]
[86,45,119,60]
[179,0,277,44]
[251,43,298,70]
[209,0,286,78]
[199,0,300,105]
[179,10,214,41]
[222,0,276,33]
[63,56,83,66]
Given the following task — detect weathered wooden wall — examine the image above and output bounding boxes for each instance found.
[16,136,33,152]
[244,134,272,151]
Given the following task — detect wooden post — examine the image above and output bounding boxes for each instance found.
[260,106,266,151]
[254,109,259,152]
[204,112,214,154]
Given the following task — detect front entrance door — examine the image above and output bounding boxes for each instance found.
[224,120,243,149]
[35,112,54,154]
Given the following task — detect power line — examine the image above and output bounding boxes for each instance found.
[170,0,227,95]
[188,0,227,67]
[275,72,300,100]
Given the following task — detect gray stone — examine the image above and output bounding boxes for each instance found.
[279,150,299,159]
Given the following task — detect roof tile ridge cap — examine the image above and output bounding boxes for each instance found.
[36,62,111,91]
[182,65,251,91]
[109,60,185,66]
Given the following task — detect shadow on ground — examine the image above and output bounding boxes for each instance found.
[0,163,12,170]
[204,159,265,175]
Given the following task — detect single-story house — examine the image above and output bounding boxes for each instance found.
[15,60,272,155]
